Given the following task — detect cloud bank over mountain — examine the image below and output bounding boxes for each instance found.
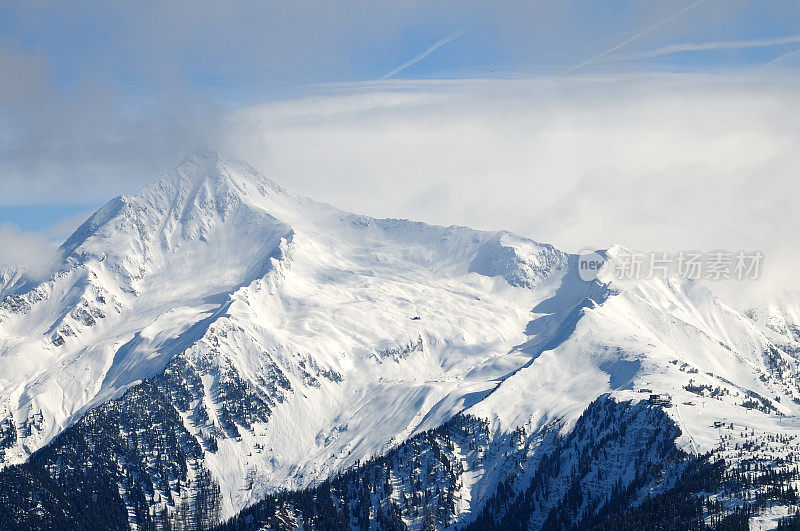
[2,76,798,304]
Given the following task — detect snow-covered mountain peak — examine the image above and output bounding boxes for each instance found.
[54,151,298,301]
[0,150,573,486]
[149,147,287,208]
[61,149,289,261]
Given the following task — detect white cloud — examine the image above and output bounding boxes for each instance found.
[2,74,799,306]
[381,27,471,79]
[631,35,800,59]
[46,211,94,241]
[0,223,59,279]
[210,75,800,304]
[561,0,710,74]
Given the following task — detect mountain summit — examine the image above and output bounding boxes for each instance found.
[1,152,799,528]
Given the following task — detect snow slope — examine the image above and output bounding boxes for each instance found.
[470,244,800,465]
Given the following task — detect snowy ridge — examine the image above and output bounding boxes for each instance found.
[0,263,25,298]
[747,293,800,345]
[472,248,800,450]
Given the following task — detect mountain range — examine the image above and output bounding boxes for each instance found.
[1,149,800,529]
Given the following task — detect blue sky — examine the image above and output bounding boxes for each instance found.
[3,1,800,107]
[1,1,800,298]
[0,205,97,233]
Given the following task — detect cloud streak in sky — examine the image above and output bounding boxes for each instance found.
[381,27,470,79]
[764,47,800,67]
[632,34,800,58]
[562,0,710,74]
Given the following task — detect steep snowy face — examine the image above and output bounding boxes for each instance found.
[0,150,571,517]
[59,150,293,300]
[0,264,25,298]
[0,150,296,465]
[746,293,800,344]
[470,246,800,461]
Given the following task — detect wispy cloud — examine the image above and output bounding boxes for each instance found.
[631,35,800,59]
[381,27,470,80]
[764,46,800,67]
[0,223,59,279]
[562,0,709,74]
